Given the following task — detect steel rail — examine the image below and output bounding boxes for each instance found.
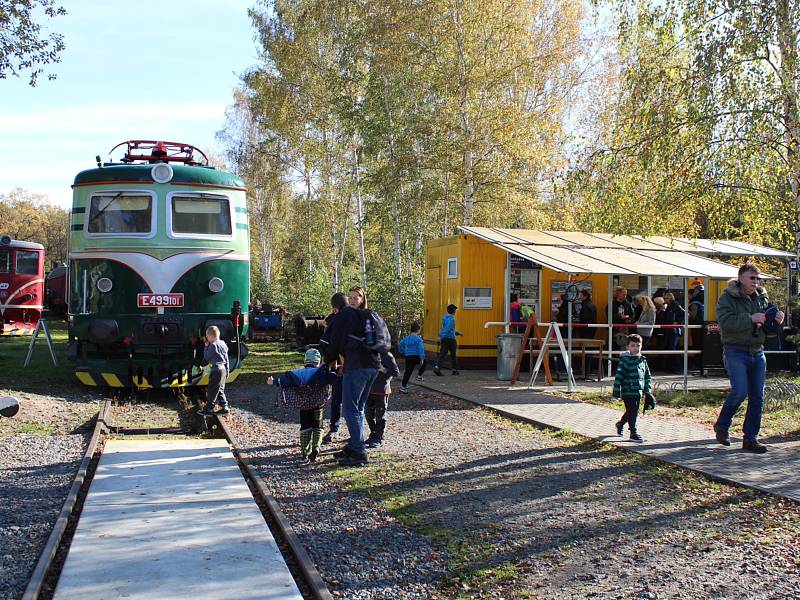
[21,399,113,600]
[216,416,333,600]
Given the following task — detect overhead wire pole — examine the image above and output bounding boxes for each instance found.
[607,274,613,378]
[683,276,689,393]
[567,275,574,393]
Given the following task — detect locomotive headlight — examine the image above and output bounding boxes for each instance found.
[96,277,113,293]
[151,163,174,183]
[208,277,224,293]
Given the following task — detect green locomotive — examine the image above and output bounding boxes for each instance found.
[67,140,249,389]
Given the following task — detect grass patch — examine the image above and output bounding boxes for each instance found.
[16,422,56,436]
[0,321,75,391]
[238,341,304,384]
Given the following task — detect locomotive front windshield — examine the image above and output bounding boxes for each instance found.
[87,193,153,234]
[15,251,39,275]
[0,252,9,273]
[171,195,232,236]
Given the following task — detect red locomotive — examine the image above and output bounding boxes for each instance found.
[0,235,45,335]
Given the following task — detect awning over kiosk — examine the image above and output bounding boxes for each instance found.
[461,227,781,278]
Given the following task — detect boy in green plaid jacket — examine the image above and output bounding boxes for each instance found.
[613,334,652,442]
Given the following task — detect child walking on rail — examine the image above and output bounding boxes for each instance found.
[612,334,652,442]
[198,325,230,417]
[398,322,426,393]
[268,348,338,464]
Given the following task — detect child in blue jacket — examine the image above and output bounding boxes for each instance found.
[434,304,461,376]
[398,322,426,392]
[267,348,338,463]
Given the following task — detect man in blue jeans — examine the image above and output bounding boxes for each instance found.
[320,293,379,466]
[714,264,784,453]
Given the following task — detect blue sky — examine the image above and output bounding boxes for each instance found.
[0,1,259,208]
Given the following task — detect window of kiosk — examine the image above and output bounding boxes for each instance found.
[509,255,540,316]
[0,252,9,274]
[649,275,685,305]
[613,274,650,301]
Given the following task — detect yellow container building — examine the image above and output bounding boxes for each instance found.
[422,228,791,368]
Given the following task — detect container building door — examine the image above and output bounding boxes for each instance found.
[424,266,441,344]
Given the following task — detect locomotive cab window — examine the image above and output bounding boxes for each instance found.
[15,250,39,275]
[0,252,9,274]
[86,192,154,236]
[168,194,232,238]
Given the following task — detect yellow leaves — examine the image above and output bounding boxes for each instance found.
[0,188,69,263]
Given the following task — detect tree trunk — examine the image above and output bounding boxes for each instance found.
[382,74,405,331]
[777,0,800,273]
[304,174,313,274]
[352,137,368,289]
[463,146,475,226]
[451,2,475,226]
[323,127,341,292]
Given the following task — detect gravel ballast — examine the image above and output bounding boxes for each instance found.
[0,434,87,600]
[229,388,447,599]
[226,383,800,600]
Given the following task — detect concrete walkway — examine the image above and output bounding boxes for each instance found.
[415,370,800,503]
[54,439,302,600]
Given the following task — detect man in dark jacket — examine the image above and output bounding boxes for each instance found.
[578,289,597,339]
[663,292,686,373]
[321,293,380,466]
[321,294,345,444]
[612,286,635,349]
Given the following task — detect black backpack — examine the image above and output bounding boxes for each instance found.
[348,308,391,353]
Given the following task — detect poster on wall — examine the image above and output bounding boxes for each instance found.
[550,280,593,321]
[463,286,492,309]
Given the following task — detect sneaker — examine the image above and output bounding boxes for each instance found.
[308,448,319,463]
[630,432,643,442]
[452,370,460,375]
[215,406,230,415]
[366,438,383,448]
[333,445,356,459]
[338,453,368,467]
[415,375,425,382]
[713,425,731,447]
[197,407,215,417]
[433,367,442,376]
[322,430,338,444]
[399,386,410,393]
[742,440,767,454]
[615,421,624,436]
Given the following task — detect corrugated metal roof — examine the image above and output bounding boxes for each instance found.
[464,228,792,256]
[459,227,776,278]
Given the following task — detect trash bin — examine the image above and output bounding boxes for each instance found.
[496,333,523,380]
[701,321,723,375]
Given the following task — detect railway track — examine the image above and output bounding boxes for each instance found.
[21,393,332,600]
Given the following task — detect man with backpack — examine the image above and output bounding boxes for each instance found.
[321,287,389,467]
